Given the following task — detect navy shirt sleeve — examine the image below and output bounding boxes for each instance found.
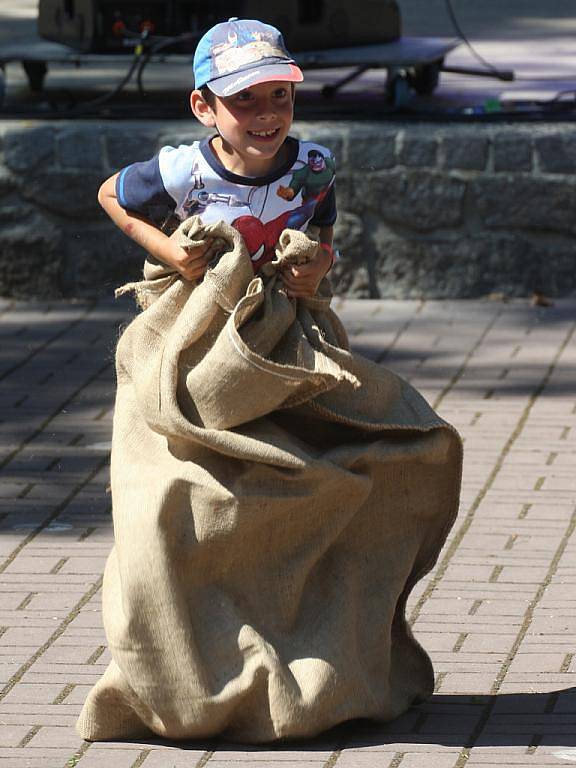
[310,184,337,227]
[115,154,176,223]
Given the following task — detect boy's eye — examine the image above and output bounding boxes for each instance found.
[236,91,253,102]
[274,88,288,99]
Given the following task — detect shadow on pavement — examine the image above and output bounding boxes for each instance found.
[93,688,576,751]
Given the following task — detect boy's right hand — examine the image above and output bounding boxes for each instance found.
[158,232,214,281]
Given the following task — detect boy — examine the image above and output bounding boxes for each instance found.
[98,17,337,297]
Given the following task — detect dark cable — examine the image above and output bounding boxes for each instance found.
[444,0,514,82]
[57,31,151,115]
[52,29,196,116]
[136,33,199,98]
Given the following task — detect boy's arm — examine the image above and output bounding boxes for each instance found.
[281,225,334,298]
[98,173,212,282]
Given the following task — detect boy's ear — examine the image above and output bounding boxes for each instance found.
[190,90,217,127]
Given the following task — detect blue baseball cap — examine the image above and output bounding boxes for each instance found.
[193,18,304,97]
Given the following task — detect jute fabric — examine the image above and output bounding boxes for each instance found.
[77,218,462,743]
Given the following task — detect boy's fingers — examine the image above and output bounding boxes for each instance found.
[281,278,316,296]
[289,263,314,277]
[283,269,316,284]
[183,239,213,255]
[179,256,210,279]
[182,249,211,267]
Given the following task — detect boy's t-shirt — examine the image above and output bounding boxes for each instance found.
[116,136,337,270]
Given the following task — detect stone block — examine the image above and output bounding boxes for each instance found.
[0,203,36,224]
[334,171,354,208]
[0,167,14,197]
[494,133,532,172]
[0,219,64,298]
[4,126,55,172]
[372,235,544,299]
[21,171,105,218]
[61,226,144,297]
[354,170,465,231]
[158,127,212,149]
[532,242,576,296]
[424,236,539,297]
[472,176,576,236]
[106,130,158,170]
[399,134,437,168]
[57,127,104,169]
[372,238,426,299]
[330,210,372,297]
[536,133,576,174]
[347,128,396,171]
[443,134,489,171]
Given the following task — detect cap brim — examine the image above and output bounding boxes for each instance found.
[207,63,304,97]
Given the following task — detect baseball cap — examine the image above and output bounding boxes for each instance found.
[193,18,304,97]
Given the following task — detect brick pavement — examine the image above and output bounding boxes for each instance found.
[0,295,575,768]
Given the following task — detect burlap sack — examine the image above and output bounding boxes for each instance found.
[77,217,462,743]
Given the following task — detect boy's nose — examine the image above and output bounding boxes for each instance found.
[256,99,278,119]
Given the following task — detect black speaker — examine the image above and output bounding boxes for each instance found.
[38,0,401,53]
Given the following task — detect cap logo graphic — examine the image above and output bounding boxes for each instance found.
[212,32,286,77]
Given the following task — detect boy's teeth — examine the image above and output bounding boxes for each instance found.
[250,129,277,136]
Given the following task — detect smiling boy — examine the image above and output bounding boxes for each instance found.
[98,18,337,297]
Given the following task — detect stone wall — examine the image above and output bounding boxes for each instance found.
[0,119,575,299]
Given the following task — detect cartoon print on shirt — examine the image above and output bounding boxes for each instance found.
[190,160,205,192]
[277,149,335,230]
[232,210,292,268]
[182,189,247,217]
[228,149,335,267]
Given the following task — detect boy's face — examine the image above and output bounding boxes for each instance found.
[193,81,294,177]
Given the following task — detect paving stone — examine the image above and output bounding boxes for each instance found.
[140,750,211,767]
[77,747,156,767]
[26,724,83,748]
[54,683,93,705]
[332,754,397,767]
[0,724,31,747]
[400,757,460,768]
[0,625,60,646]
[1,683,64,704]
[212,748,333,761]
[0,747,73,767]
[344,740,464,751]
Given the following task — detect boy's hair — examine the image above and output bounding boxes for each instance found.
[200,86,216,107]
[193,17,303,97]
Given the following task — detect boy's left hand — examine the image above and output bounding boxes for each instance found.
[280,245,333,298]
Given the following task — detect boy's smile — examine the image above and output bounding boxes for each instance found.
[193,81,294,177]
[247,128,281,139]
